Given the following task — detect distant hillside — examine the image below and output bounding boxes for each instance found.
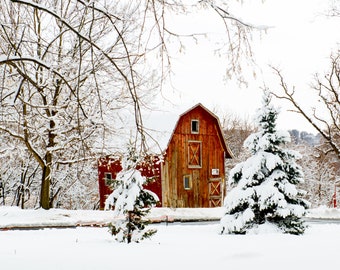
[288,130,320,146]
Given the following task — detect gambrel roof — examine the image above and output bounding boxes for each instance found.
[165,103,233,158]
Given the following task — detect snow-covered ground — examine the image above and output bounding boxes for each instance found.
[1,206,340,269]
[0,207,226,229]
[1,206,339,229]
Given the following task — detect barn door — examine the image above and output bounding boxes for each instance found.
[209,178,222,207]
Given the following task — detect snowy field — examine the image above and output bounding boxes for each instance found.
[1,206,340,270]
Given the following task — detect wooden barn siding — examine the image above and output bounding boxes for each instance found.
[98,156,162,210]
[97,158,122,210]
[163,107,226,207]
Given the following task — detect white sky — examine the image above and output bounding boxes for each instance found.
[144,0,339,147]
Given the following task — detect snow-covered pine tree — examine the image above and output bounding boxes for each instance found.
[105,144,158,243]
[220,90,309,235]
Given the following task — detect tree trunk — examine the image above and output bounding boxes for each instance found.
[40,153,52,210]
[40,108,56,209]
[127,211,133,244]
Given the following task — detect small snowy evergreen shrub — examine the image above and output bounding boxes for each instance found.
[220,90,309,235]
[105,145,158,243]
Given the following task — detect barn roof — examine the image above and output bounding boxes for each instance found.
[165,103,233,158]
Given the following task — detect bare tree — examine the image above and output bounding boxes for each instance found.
[0,0,257,209]
[220,111,256,157]
[217,110,256,193]
[291,138,338,207]
[273,52,340,160]
[1,0,145,209]
[0,133,41,208]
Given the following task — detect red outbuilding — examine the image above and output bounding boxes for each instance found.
[97,155,162,210]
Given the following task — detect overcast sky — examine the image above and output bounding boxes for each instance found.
[144,0,339,148]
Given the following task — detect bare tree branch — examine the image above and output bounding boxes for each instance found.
[271,53,340,159]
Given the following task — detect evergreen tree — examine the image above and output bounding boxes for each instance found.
[105,144,158,243]
[220,91,309,235]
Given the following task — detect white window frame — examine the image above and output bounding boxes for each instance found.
[183,175,192,190]
[191,119,199,134]
[104,172,112,185]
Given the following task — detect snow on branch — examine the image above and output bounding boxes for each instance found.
[0,55,78,106]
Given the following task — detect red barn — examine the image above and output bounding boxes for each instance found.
[161,103,233,207]
[97,155,162,210]
[98,103,233,209]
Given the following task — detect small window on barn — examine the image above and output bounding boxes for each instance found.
[183,175,192,190]
[191,119,199,134]
[104,172,113,186]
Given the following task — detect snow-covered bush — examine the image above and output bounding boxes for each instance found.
[220,90,309,235]
[105,144,158,243]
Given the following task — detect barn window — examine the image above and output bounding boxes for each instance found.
[183,175,192,190]
[104,172,113,186]
[188,141,202,168]
[191,119,199,134]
